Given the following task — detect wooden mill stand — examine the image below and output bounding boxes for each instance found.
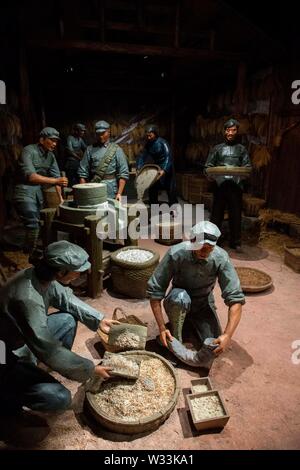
[40,207,137,298]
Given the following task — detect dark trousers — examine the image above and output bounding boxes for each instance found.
[65,159,80,188]
[211,180,243,246]
[0,313,77,415]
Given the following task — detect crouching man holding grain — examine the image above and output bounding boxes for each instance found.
[147,221,245,370]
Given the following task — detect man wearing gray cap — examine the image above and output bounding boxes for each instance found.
[65,123,87,187]
[14,127,68,258]
[204,118,252,251]
[78,120,129,200]
[147,221,245,369]
[0,240,117,442]
[137,125,178,209]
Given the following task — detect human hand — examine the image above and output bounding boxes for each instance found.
[157,170,166,179]
[94,364,112,379]
[56,177,68,187]
[99,318,120,334]
[213,334,231,355]
[115,193,122,201]
[160,328,173,348]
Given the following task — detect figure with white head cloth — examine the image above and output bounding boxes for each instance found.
[147,221,245,369]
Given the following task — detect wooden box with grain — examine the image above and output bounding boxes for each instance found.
[190,377,213,394]
[284,243,300,273]
[187,390,230,431]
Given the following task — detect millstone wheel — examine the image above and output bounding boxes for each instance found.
[73,183,107,206]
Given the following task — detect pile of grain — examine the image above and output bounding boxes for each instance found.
[113,330,141,350]
[191,395,225,421]
[102,354,140,378]
[116,249,153,263]
[236,268,270,287]
[193,384,210,393]
[94,358,175,421]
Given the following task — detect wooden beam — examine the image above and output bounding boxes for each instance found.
[28,39,243,61]
[174,0,180,48]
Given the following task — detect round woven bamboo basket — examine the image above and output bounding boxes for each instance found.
[243,197,265,217]
[85,350,180,434]
[235,267,273,293]
[110,247,160,298]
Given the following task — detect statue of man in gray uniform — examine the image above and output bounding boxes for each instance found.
[147,221,245,369]
[0,241,118,443]
[78,120,129,201]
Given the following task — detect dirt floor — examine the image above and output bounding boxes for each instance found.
[1,226,300,450]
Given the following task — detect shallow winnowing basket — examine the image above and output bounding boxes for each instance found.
[97,307,147,353]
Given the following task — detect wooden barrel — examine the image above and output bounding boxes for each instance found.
[243,197,265,217]
[155,221,182,246]
[43,186,60,208]
[188,175,210,204]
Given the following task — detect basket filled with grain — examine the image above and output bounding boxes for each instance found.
[110,247,160,298]
[85,350,180,434]
[97,307,147,353]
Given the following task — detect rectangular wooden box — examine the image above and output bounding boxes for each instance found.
[187,390,230,431]
[284,243,300,273]
[190,377,213,394]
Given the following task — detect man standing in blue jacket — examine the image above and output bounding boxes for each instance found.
[137,125,178,209]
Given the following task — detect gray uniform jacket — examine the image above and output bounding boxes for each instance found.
[147,241,245,306]
[78,142,129,181]
[66,135,87,160]
[14,144,61,204]
[204,142,251,187]
[0,268,104,382]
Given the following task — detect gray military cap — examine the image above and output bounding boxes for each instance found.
[95,120,110,133]
[45,241,91,272]
[74,123,86,131]
[189,221,221,249]
[40,127,60,139]
[224,118,240,130]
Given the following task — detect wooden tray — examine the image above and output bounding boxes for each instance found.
[190,377,213,394]
[187,390,230,431]
[206,166,251,177]
[235,267,273,293]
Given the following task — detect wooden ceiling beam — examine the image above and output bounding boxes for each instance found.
[28,39,243,61]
